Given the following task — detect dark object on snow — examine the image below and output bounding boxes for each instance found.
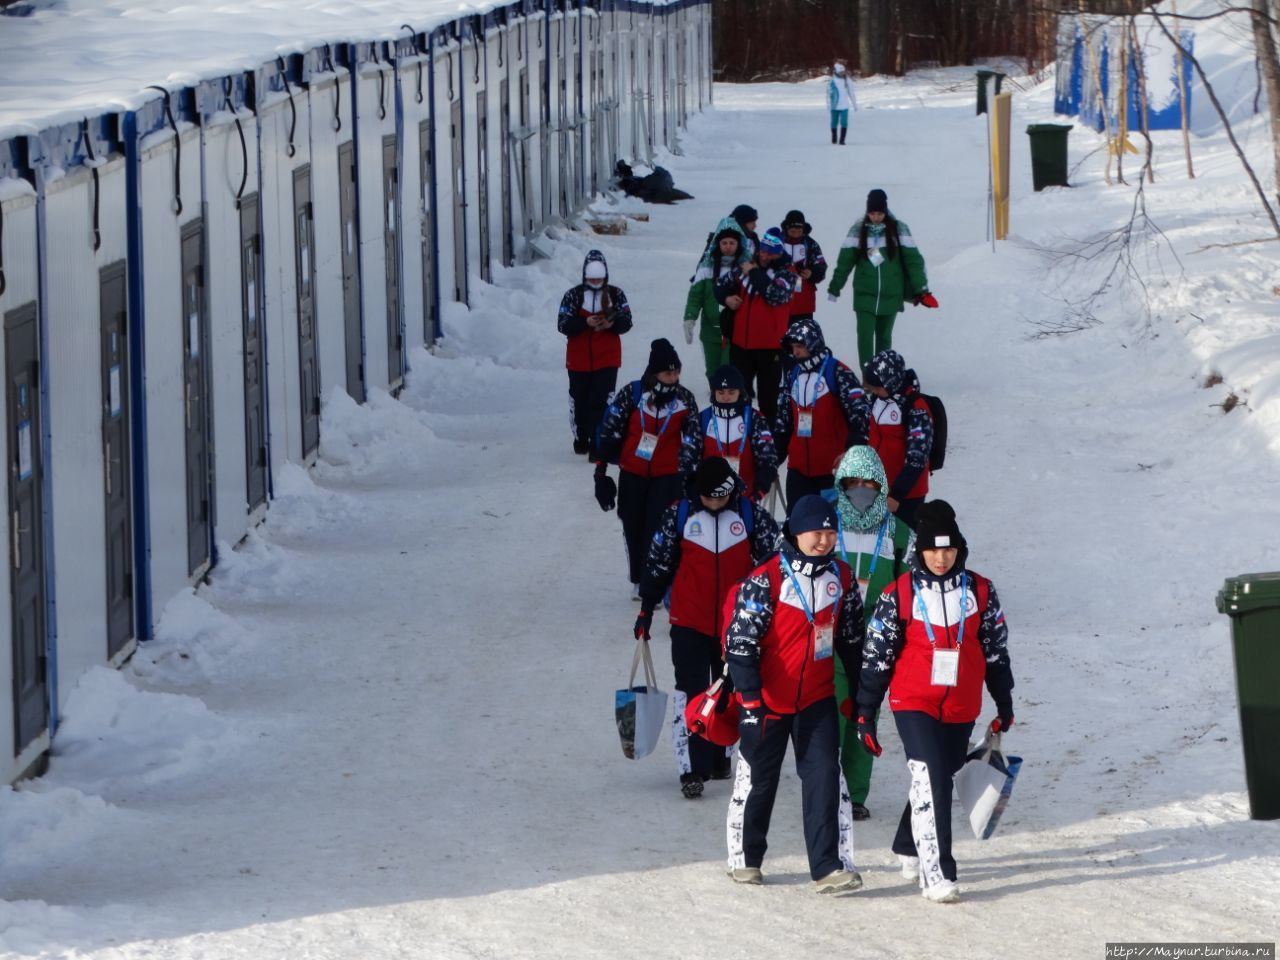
[614,160,694,204]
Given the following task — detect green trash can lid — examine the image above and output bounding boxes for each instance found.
[1216,571,1280,614]
[1026,123,1073,133]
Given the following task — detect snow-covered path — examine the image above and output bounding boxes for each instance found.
[2,72,1278,959]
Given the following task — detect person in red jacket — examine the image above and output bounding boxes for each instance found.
[557,250,634,456]
[634,456,780,798]
[778,209,827,322]
[681,364,779,502]
[724,495,864,894]
[774,318,869,505]
[855,500,1014,904]
[863,349,932,530]
[593,339,700,598]
[713,227,795,423]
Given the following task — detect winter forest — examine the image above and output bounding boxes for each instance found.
[1,0,1279,957]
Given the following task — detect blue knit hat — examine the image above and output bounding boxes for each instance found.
[788,495,837,535]
[759,228,785,256]
[710,364,745,393]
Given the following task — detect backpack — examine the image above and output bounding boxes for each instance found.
[915,392,948,472]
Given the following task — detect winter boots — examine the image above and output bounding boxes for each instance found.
[680,772,704,799]
[729,866,764,885]
[831,127,838,144]
[850,802,870,820]
[839,126,848,145]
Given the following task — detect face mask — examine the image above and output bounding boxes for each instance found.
[844,486,879,512]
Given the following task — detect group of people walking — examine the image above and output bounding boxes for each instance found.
[557,187,1016,904]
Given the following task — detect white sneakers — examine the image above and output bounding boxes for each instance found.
[729,867,764,885]
[922,878,961,903]
[814,869,863,895]
[899,855,920,879]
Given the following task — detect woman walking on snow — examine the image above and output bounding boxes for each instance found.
[827,61,857,145]
[684,219,750,383]
[682,364,779,503]
[557,250,633,456]
[823,445,913,822]
[853,500,1014,904]
[826,189,937,370]
[634,456,780,798]
[593,339,700,598]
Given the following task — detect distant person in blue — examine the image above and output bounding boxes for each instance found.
[828,61,857,145]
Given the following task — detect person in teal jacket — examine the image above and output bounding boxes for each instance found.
[684,217,751,383]
[826,189,938,369]
[823,444,913,820]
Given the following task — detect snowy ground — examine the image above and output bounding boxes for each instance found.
[3,64,1279,959]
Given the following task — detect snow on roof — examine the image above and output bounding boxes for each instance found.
[0,0,528,140]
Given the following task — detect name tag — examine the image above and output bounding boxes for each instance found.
[931,649,959,687]
[797,410,814,438]
[636,432,659,460]
[868,249,884,268]
[813,621,833,661]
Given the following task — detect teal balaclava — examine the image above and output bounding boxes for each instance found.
[833,445,890,532]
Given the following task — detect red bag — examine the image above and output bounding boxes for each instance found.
[684,670,741,747]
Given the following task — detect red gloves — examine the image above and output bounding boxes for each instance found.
[917,292,939,309]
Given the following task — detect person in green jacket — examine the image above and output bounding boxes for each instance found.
[826,188,938,370]
[684,217,750,384]
[824,444,913,820]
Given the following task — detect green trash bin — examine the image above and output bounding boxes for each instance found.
[1026,123,1072,191]
[1216,572,1280,820]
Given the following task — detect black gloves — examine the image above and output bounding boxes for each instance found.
[594,472,617,512]
[857,714,883,757]
[991,698,1015,733]
[634,610,652,641]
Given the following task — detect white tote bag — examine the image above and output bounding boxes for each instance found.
[954,730,1023,840]
[614,640,669,760]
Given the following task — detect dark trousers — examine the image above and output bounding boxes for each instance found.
[670,625,723,779]
[568,367,617,455]
[785,471,835,510]
[893,496,925,531]
[891,710,974,884]
[733,698,846,880]
[618,471,685,584]
[730,346,783,425]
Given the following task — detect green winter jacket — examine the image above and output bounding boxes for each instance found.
[828,446,913,608]
[827,215,929,317]
[685,217,751,343]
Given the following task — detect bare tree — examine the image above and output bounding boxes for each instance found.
[1251,0,1280,205]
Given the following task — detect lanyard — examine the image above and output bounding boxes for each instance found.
[912,575,968,649]
[781,556,840,626]
[838,514,889,581]
[639,396,674,437]
[794,358,828,409]
[710,409,746,456]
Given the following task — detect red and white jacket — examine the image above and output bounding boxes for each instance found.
[774,356,869,478]
[595,381,700,479]
[857,567,1014,725]
[639,496,780,639]
[726,549,864,715]
[868,393,930,501]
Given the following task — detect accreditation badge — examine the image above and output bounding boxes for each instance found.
[813,621,834,661]
[636,432,658,460]
[930,649,960,687]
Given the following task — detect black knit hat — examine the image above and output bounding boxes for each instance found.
[710,364,745,394]
[730,203,759,227]
[714,227,742,247]
[781,209,808,229]
[695,456,737,498]
[915,500,964,551]
[787,495,838,535]
[866,189,888,215]
[645,338,681,380]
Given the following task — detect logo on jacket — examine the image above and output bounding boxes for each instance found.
[730,521,745,536]
[688,521,703,537]
[826,581,839,597]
